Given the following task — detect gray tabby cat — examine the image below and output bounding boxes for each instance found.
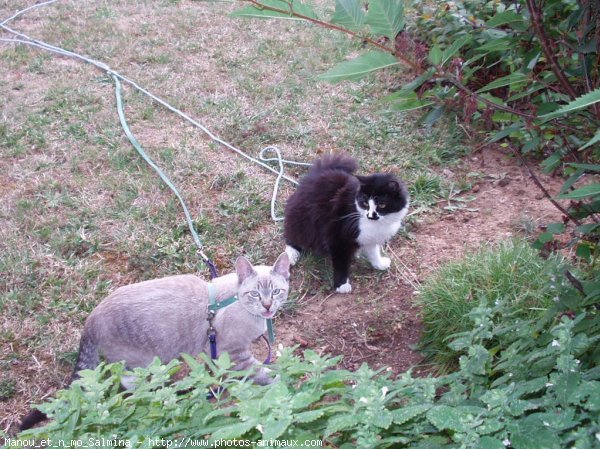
[20,252,290,430]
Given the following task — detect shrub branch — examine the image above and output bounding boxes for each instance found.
[526,0,579,101]
[241,0,423,71]
[512,147,582,226]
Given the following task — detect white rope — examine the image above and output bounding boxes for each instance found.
[0,1,308,222]
[259,146,310,220]
[0,0,60,26]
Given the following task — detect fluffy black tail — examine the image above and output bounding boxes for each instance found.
[20,409,47,431]
[20,330,99,431]
[308,153,358,175]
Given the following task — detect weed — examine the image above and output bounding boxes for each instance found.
[0,378,16,401]
[418,240,565,372]
[511,215,542,240]
[409,173,444,207]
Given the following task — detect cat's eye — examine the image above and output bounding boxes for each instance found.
[378,203,387,209]
[249,291,260,299]
[272,289,282,295]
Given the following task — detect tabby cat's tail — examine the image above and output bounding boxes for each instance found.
[20,329,99,431]
[71,327,100,380]
[308,153,358,176]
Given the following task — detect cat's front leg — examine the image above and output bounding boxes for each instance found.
[361,244,391,270]
[252,366,276,385]
[331,245,355,293]
[233,350,276,385]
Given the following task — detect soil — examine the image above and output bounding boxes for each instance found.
[272,147,566,375]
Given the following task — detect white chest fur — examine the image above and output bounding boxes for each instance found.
[357,205,408,247]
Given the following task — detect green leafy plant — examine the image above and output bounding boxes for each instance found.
[14,266,600,448]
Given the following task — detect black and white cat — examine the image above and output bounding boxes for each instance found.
[284,153,409,293]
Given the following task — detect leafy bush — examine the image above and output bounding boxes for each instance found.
[231,0,600,264]
[418,240,566,372]
[13,247,600,449]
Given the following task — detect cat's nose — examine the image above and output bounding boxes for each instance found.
[263,302,272,311]
[367,212,379,220]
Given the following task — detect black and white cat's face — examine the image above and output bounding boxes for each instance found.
[355,174,409,221]
[235,253,290,319]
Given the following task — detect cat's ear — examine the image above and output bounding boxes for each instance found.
[356,175,369,186]
[235,256,256,284]
[387,180,400,193]
[271,252,290,281]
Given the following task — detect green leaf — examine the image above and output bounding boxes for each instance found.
[560,169,585,194]
[486,11,525,27]
[230,0,318,20]
[392,404,431,425]
[402,68,435,92]
[389,98,434,112]
[541,152,562,173]
[459,345,490,375]
[511,426,560,449]
[366,0,404,40]
[546,222,566,234]
[318,51,399,83]
[427,405,474,432]
[576,223,600,234]
[211,419,257,440]
[372,409,393,429]
[555,372,582,408]
[475,437,505,449]
[381,69,435,103]
[522,137,542,153]
[476,72,529,94]
[428,45,442,65]
[294,409,325,424]
[325,414,361,436]
[488,125,521,143]
[421,105,445,126]
[556,184,600,200]
[576,242,592,261]
[567,163,600,172]
[540,86,600,121]
[577,381,600,411]
[442,36,471,66]
[331,0,365,31]
[577,129,600,151]
[475,39,512,53]
[263,416,292,440]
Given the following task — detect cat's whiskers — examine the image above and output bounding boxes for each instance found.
[334,211,361,222]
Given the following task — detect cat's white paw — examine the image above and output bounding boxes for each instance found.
[253,368,276,385]
[120,375,137,391]
[372,257,391,270]
[336,282,352,294]
[285,245,301,266]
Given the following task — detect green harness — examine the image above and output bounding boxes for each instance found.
[206,284,275,363]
